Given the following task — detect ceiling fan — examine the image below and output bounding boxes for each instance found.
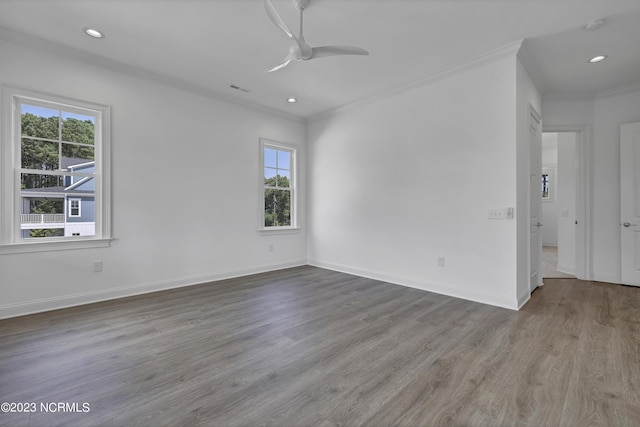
[264,0,369,72]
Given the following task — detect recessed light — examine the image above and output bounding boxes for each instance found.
[287,97,297,103]
[589,55,607,63]
[584,19,606,31]
[83,27,104,39]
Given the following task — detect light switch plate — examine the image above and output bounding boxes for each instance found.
[488,208,505,220]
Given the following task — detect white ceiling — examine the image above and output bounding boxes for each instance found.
[1,0,639,120]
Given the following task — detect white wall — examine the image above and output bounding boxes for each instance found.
[308,54,527,309]
[0,38,549,316]
[543,88,640,283]
[557,132,577,274]
[0,41,307,319]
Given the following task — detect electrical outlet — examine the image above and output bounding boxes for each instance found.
[268,244,274,252]
[437,257,445,267]
[93,261,103,273]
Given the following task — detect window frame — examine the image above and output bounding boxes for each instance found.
[68,198,81,217]
[259,138,298,232]
[542,167,554,201]
[0,86,112,254]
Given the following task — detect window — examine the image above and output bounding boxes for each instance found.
[260,139,296,229]
[69,199,81,217]
[1,87,111,253]
[542,168,553,201]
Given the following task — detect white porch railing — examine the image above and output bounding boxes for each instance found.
[21,213,65,224]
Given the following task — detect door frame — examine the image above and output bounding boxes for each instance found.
[542,124,592,281]
[620,121,640,286]
[529,105,543,292]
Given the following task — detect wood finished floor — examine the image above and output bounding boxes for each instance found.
[1,266,639,426]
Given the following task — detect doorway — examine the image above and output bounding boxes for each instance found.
[621,122,640,286]
[541,131,578,279]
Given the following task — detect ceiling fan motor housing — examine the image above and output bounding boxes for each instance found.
[293,0,311,11]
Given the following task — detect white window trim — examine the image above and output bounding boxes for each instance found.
[0,86,112,254]
[68,198,81,217]
[542,167,554,202]
[259,138,299,232]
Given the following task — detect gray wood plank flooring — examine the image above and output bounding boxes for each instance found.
[0,266,639,426]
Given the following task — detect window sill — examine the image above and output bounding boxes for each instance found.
[0,238,113,255]
[258,227,302,236]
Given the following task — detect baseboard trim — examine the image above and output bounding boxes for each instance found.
[308,259,519,310]
[556,264,575,276]
[0,260,307,320]
[591,272,622,285]
[517,289,531,309]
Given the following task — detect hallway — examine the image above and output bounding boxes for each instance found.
[542,245,575,279]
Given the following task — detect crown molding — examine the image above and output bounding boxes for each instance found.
[309,39,524,123]
[542,81,640,103]
[541,92,596,102]
[595,82,640,99]
[0,26,306,124]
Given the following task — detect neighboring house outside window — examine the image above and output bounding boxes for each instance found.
[259,138,297,229]
[0,87,111,253]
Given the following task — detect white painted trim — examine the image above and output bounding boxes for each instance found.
[309,40,524,123]
[0,27,305,124]
[258,227,302,235]
[259,138,298,230]
[1,85,112,248]
[68,198,81,217]
[595,82,640,100]
[0,260,307,320]
[0,238,112,255]
[556,264,575,276]
[542,167,554,201]
[541,92,596,102]
[541,83,640,103]
[0,86,14,245]
[308,259,520,311]
[542,125,592,281]
[529,104,543,292]
[592,272,622,285]
[517,290,531,309]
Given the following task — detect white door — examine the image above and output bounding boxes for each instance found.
[621,122,640,286]
[529,107,543,291]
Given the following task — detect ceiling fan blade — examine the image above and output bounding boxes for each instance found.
[266,59,292,73]
[264,0,294,39]
[266,50,299,73]
[263,1,368,71]
[311,46,369,59]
